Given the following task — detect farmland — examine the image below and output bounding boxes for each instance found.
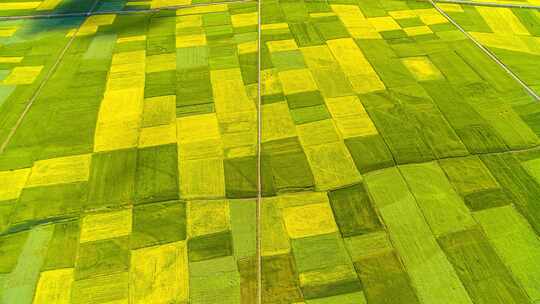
[0,0,540,303]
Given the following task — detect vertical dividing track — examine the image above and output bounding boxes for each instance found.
[256,0,263,302]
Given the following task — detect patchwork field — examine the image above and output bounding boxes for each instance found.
[1,0,540,303]
[439,3,540,94]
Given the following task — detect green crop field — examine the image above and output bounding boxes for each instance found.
[0,0,540,303]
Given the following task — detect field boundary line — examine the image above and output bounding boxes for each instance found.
[434,0,540,9]
[0,0,254,21]
[430,0,540,101]
[256,0,262,302]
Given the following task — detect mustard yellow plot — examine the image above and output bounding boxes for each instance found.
[238,40,258,54]
[388,10,417,19]
[368,16,401,32]
[176,3,227,15]
[112,50,146,65]
[327,38,385,93]
[211,68,256,114]
[94,120,141,152]
[0,168,30,201]
[300,265,357,292]
[150,0,190,9]
[176,113,221,144]
[0,27,18,37]
[470,32,532,54]
[261,23,289,31]
[261,197,291,256]
[297,119,341,147]
[278,69,318,95]
[84,14,116,26]
[130,242,188,304]
[176,34,206,48]
[138,123,177,148]
[33,268,74,304]
[262,101,297,142]
[0,2,41,10]
[176,15,202,28]
[266,39,298,53]
[261,69,283,95]
[117,35,146,43]
[93,88,144,152]
[332,5,381,39]
[37,0,63,11]
[415,8,448,25]
[304,143,362,190]
[401,56,443,81]
[231,12,258,28]
[326,95,378,138]
[73,14,116,37]
[477,7,529,35]
[437,3,464,12]
[310,12,336,18]
[26,154,91,187]
[188,200,230,237]
[274,192,329,210]
[218,111,257,158]
[2,66,43,85]
[404,25,433,36]
[282,203,337,238]
[80,209,132,243]
[0,57,23,63]
[142,95,176,127]
[146,53,176,74]
[178,158,226,199]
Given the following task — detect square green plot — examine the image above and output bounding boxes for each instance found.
[239,53,258,85]
[224,156,258,198]
[380,29,408,40]
[262,137,315,193]
[353,249,421,304]
[438,227,530,304]
[270,49,307,71]
[0,200,15,233]
[131,200,186,249]
[135,144,179,204]
[176,46,209,70]
[289,22,325,47]
[0,231,29,274]
[75,237,130,280]
[345,135,395,174]
[144,70,176,99]
[312,16,350,40]
[209,55,239,70]
[261,254,303,303]
[286,91,325,109]
[176,68,213,107]
[88,149,137,208]
[203,12,232,27]
[291,233,362,299]
[328,184,382,237]
[71,272,129,304]
[396,17,424,28]
[10,182,88,225]
[188,231,234,262]
[42,220,80,271]
[147,35,176,56]
[290,104,331,125]
[230,200,256,259]
[189,256,241,304]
